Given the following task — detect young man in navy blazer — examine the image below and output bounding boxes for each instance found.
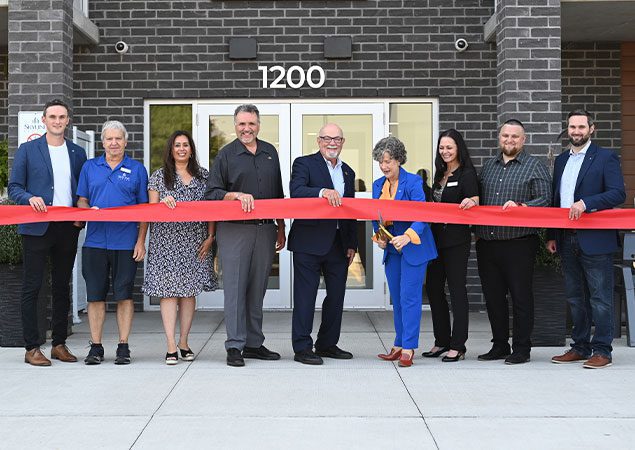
[8,99,87,366]
[548,110,626,369]
[288,123,358,365]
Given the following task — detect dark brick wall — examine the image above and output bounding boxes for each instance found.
[562,42,622,153]
[495,0,562,161]
[0,53,8,142]
[7,0,74,156]
[73,0,499,163]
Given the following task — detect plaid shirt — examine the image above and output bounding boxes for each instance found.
[475,150,552,240]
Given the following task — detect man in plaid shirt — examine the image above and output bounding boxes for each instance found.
[474,119,552,365]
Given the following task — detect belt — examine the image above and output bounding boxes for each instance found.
[232,219,275,225]
[564,229,577,234]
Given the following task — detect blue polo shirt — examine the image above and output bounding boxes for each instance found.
[77,154,149,250]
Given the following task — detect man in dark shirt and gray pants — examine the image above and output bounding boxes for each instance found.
[475,119,552,365]
[205,104,286,367]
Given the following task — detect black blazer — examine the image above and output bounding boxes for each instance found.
[288,152,358,256]
[430,166,479,249]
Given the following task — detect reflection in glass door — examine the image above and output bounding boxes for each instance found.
[196,103,291,309]
[290,103,386,309]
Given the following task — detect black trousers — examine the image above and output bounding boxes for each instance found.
[21,222,80,350]
[425,241,471,352]
[476,235,538,356]
[292,235,348,353]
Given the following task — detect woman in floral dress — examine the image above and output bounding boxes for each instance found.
[143,130,218,364]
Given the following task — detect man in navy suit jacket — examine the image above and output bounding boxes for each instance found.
[8,99,87,366]
[547,110,626,369]
[288,123,358,365]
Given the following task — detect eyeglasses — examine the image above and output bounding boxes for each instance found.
[319,136,344,144]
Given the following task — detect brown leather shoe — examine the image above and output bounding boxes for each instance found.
[51,344,78,363]
[25,348,52,367]
[378,347,402,361]
[551,349,588,364]
[583,354,612,369]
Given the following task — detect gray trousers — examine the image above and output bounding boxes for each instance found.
[216,222,277,351]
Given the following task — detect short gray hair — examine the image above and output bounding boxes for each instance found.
[101,120,128,142]
[372,136,407,165]
[234,104,260,123]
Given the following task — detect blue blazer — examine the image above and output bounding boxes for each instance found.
[8,134,87,236]
[549,143,626,255]
[288,152,358,256]
[372,167,437,266]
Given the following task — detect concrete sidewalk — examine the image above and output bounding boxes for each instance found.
[1,310,634,450]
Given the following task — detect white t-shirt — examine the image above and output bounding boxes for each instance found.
[49,142,73,207]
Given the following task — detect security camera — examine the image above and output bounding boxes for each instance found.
[114,41,129,54]
[454,38,468,52]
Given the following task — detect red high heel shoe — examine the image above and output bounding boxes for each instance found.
[378,348,402,361]
[398,350,415,367]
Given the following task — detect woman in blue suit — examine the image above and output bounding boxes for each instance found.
[372,137,438,367]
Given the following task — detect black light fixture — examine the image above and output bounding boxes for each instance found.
[324,36,352,59]
[229,37,257,59]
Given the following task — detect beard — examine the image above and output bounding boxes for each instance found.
[501,145,521,158]
[569,135,590,147]
[324,149,339,159]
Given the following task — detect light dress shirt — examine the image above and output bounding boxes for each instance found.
[559,140,591,209]
[318,156,345,197]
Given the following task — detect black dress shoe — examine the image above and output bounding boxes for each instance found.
[227,348,245,367]
[504,352,530,365]
[315,345,353,360]
[477,347,511,361]
[294,349,323,365]
[422,346,450,358]
[243,345,281,360]
[442,351,465,362]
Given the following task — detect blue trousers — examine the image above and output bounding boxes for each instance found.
[385,252,426,350]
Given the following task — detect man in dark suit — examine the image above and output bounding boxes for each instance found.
[547,110,626,369]
[8,99,87,366]
[288,123,358,365]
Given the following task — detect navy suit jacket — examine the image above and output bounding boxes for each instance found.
[372,167,438,266]
[288,151,358,256]
[549,142,626,255]
[8,134,87,236]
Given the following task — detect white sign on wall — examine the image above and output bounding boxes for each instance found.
[18,111,46,145]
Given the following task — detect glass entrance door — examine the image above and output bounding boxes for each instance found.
[290,103,386,308]
[193,102,387,310]
[195,103,291,309]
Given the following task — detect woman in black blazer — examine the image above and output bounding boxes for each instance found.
[423,129,479,362]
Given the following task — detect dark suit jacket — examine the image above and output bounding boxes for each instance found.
[288,151,358,256]
[372,167,438,266]
[549,142,626,255]
[8,134,87,236]
[430,166,479,249]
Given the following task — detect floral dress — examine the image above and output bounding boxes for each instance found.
[142,167,218,297]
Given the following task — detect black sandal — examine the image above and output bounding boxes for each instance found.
[178,347,195,361]
[165,351,178,365]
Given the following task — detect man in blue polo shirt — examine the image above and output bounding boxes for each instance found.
[77,120,148,365]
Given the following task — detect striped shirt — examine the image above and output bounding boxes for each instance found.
[475,150,552,240]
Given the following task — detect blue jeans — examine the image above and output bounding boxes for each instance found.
[560,232,614,357]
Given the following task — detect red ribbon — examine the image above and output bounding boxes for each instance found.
[0,198,633,229]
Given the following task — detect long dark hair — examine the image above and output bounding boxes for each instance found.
[433,128,474,188]
[163,130,202,190]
